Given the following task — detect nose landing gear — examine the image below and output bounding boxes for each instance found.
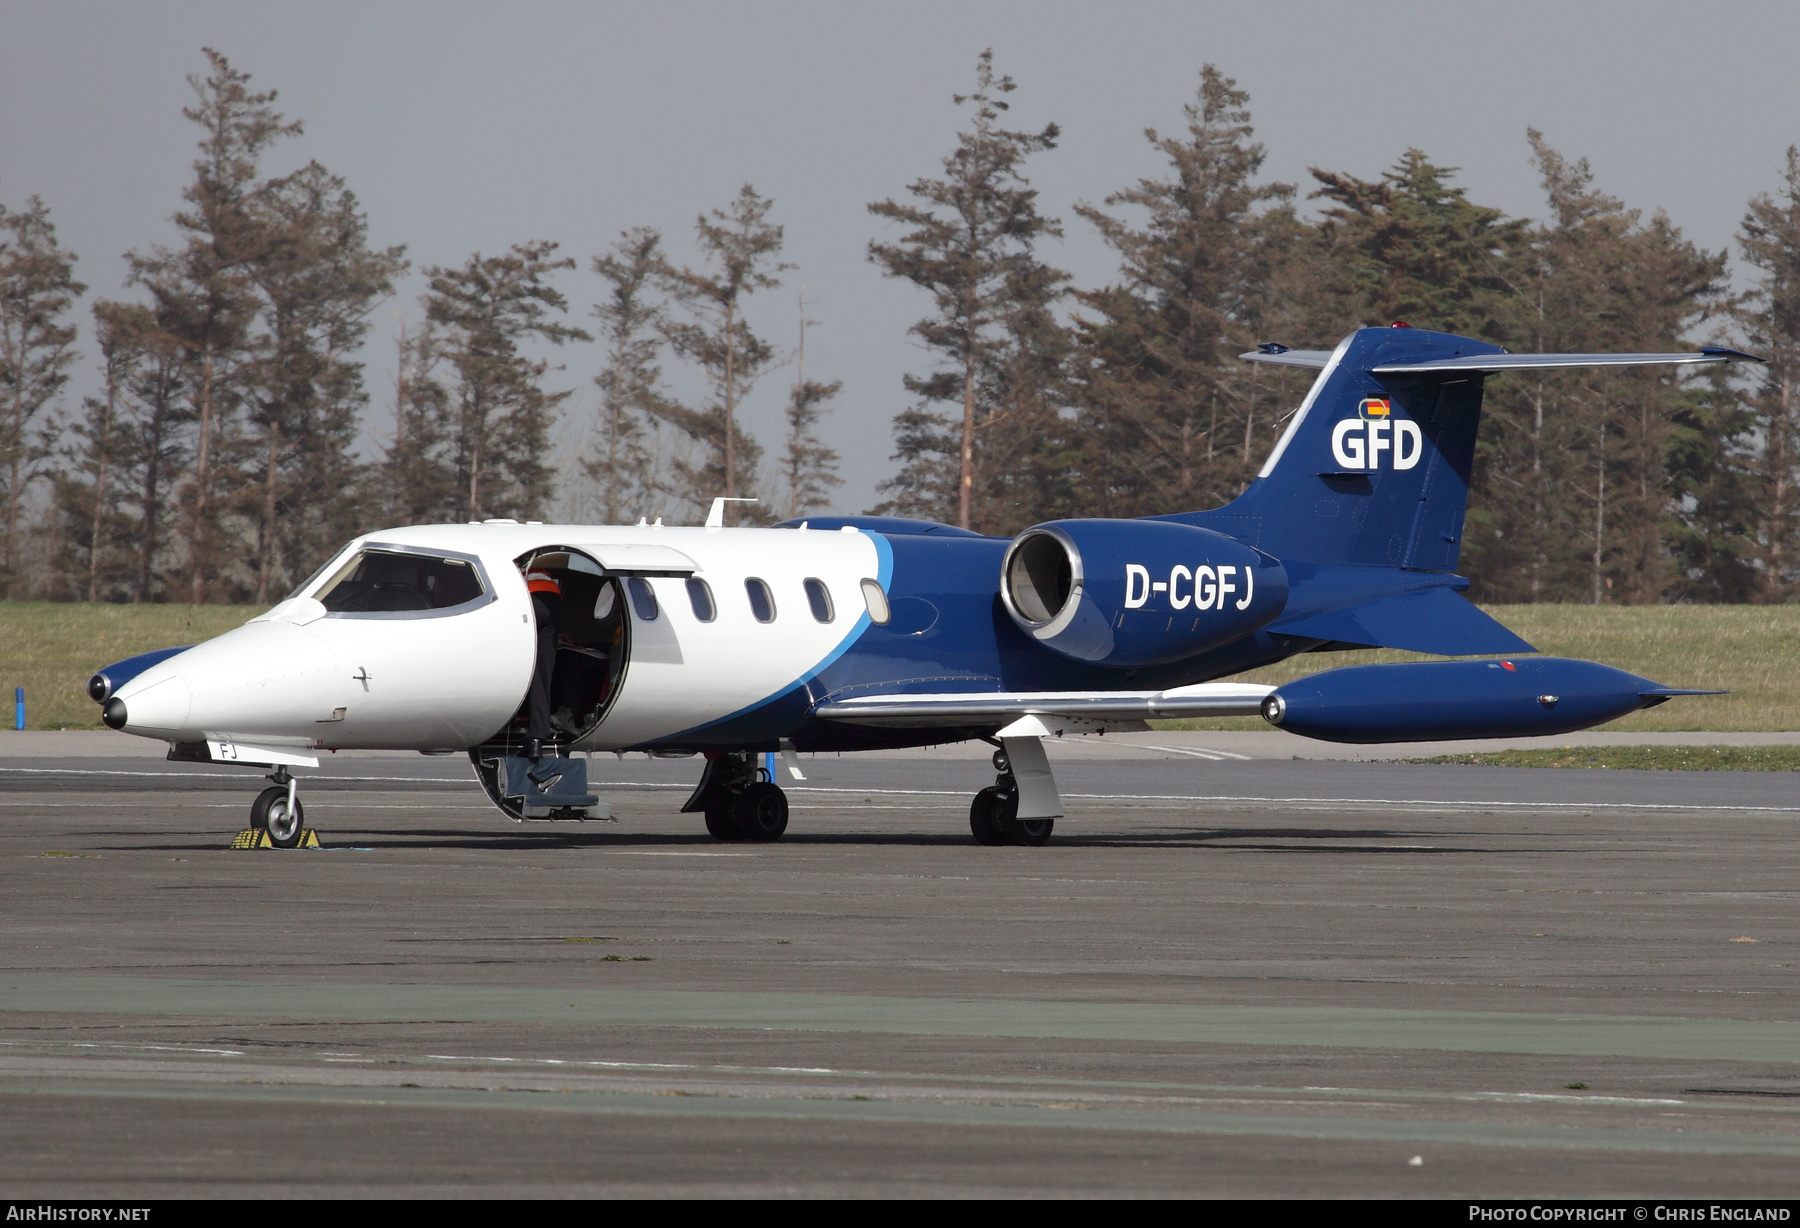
[246,768,312,849]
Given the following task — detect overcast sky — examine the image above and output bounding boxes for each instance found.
[5,1,1797,519]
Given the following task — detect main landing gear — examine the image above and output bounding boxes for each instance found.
[249,767,306,849]
[969,748,1054,847]
[684,752,789,842]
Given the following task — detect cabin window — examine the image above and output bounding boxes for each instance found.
[594,582,617,619]
[314,548,487,615]
[626,577,659,621]
[804,578,834,623]
[686,578,716,622]
[860,578,890,625]
[745,577,776,623]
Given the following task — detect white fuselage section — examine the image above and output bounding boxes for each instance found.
[109,522,887,754]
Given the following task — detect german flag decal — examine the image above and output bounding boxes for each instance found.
[1358,397,1392,419]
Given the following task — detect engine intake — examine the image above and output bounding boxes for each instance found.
[1000,519,1287,667]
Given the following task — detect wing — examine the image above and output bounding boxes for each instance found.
[813,682,1272,729]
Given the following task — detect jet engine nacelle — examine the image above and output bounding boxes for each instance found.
[1000,519,1288,667]
[1261,656,1688,743]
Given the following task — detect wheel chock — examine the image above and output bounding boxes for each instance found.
[230,829,322,849]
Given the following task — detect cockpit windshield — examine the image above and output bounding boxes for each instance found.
[313,548,487,614]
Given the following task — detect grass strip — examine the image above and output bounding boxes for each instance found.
[0,602,258,730]
[1404,746,1800,772]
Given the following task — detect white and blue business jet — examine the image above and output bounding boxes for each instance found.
[89,326,1758,847]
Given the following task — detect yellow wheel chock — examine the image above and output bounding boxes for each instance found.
[230,829,321,849]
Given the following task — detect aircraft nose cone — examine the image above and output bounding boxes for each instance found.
[102,697,127,729]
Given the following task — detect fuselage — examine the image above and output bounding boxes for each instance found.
[102,517,1311,757]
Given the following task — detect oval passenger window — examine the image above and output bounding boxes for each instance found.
[804,578,834,623]
[594,582,616,619]
[626,577,659,621]
[745,578,776,623]
[686,577,716,622]
[860,578,890,625]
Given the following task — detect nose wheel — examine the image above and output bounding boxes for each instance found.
[250,770,307,849]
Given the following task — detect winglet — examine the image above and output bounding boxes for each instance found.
[1238,346,1334,369]
[1699,346,1766,363]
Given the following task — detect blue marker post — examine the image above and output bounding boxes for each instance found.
[763,750,776,783]
[13,687,23,731]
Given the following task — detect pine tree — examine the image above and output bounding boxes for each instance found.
[0,194,83,598]
[129,48,302,603]
[975,246,1073,528]
[375,317,458,526]
[1463,133,1725,604]
[423,241,589,522]
[243,161,406,600]
[1310,150,1529,339]
[1665,368,1760,601]
[1735,145,1800,599]
[1070,66,1295,517]
[587,228,670,524]
[782,297,841,519]
[55,302,141,601]
[658,184,791,523]
[867,49,1063,531]
[64,302,192,601]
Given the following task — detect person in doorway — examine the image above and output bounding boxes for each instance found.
[523,562,561,759]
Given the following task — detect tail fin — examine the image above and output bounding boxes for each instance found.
[1171,326,1760,571]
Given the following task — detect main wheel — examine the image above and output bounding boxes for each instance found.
[969,786,1012,846]
[261,791,305,849]
[1004,816,1055,847]
[703,801,741,841]
[734,782,789,842]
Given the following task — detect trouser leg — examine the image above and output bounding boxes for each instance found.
[528,619,556,742]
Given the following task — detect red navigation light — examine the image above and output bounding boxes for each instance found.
[1391,320,1412,328]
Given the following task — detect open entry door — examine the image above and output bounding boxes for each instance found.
[470,543,694,821]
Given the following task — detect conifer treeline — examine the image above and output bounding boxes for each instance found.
[3,49,1798,605]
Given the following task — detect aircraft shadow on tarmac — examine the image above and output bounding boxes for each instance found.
[97,823,1546,854]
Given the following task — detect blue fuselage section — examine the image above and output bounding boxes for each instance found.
[689,529,1323,753]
